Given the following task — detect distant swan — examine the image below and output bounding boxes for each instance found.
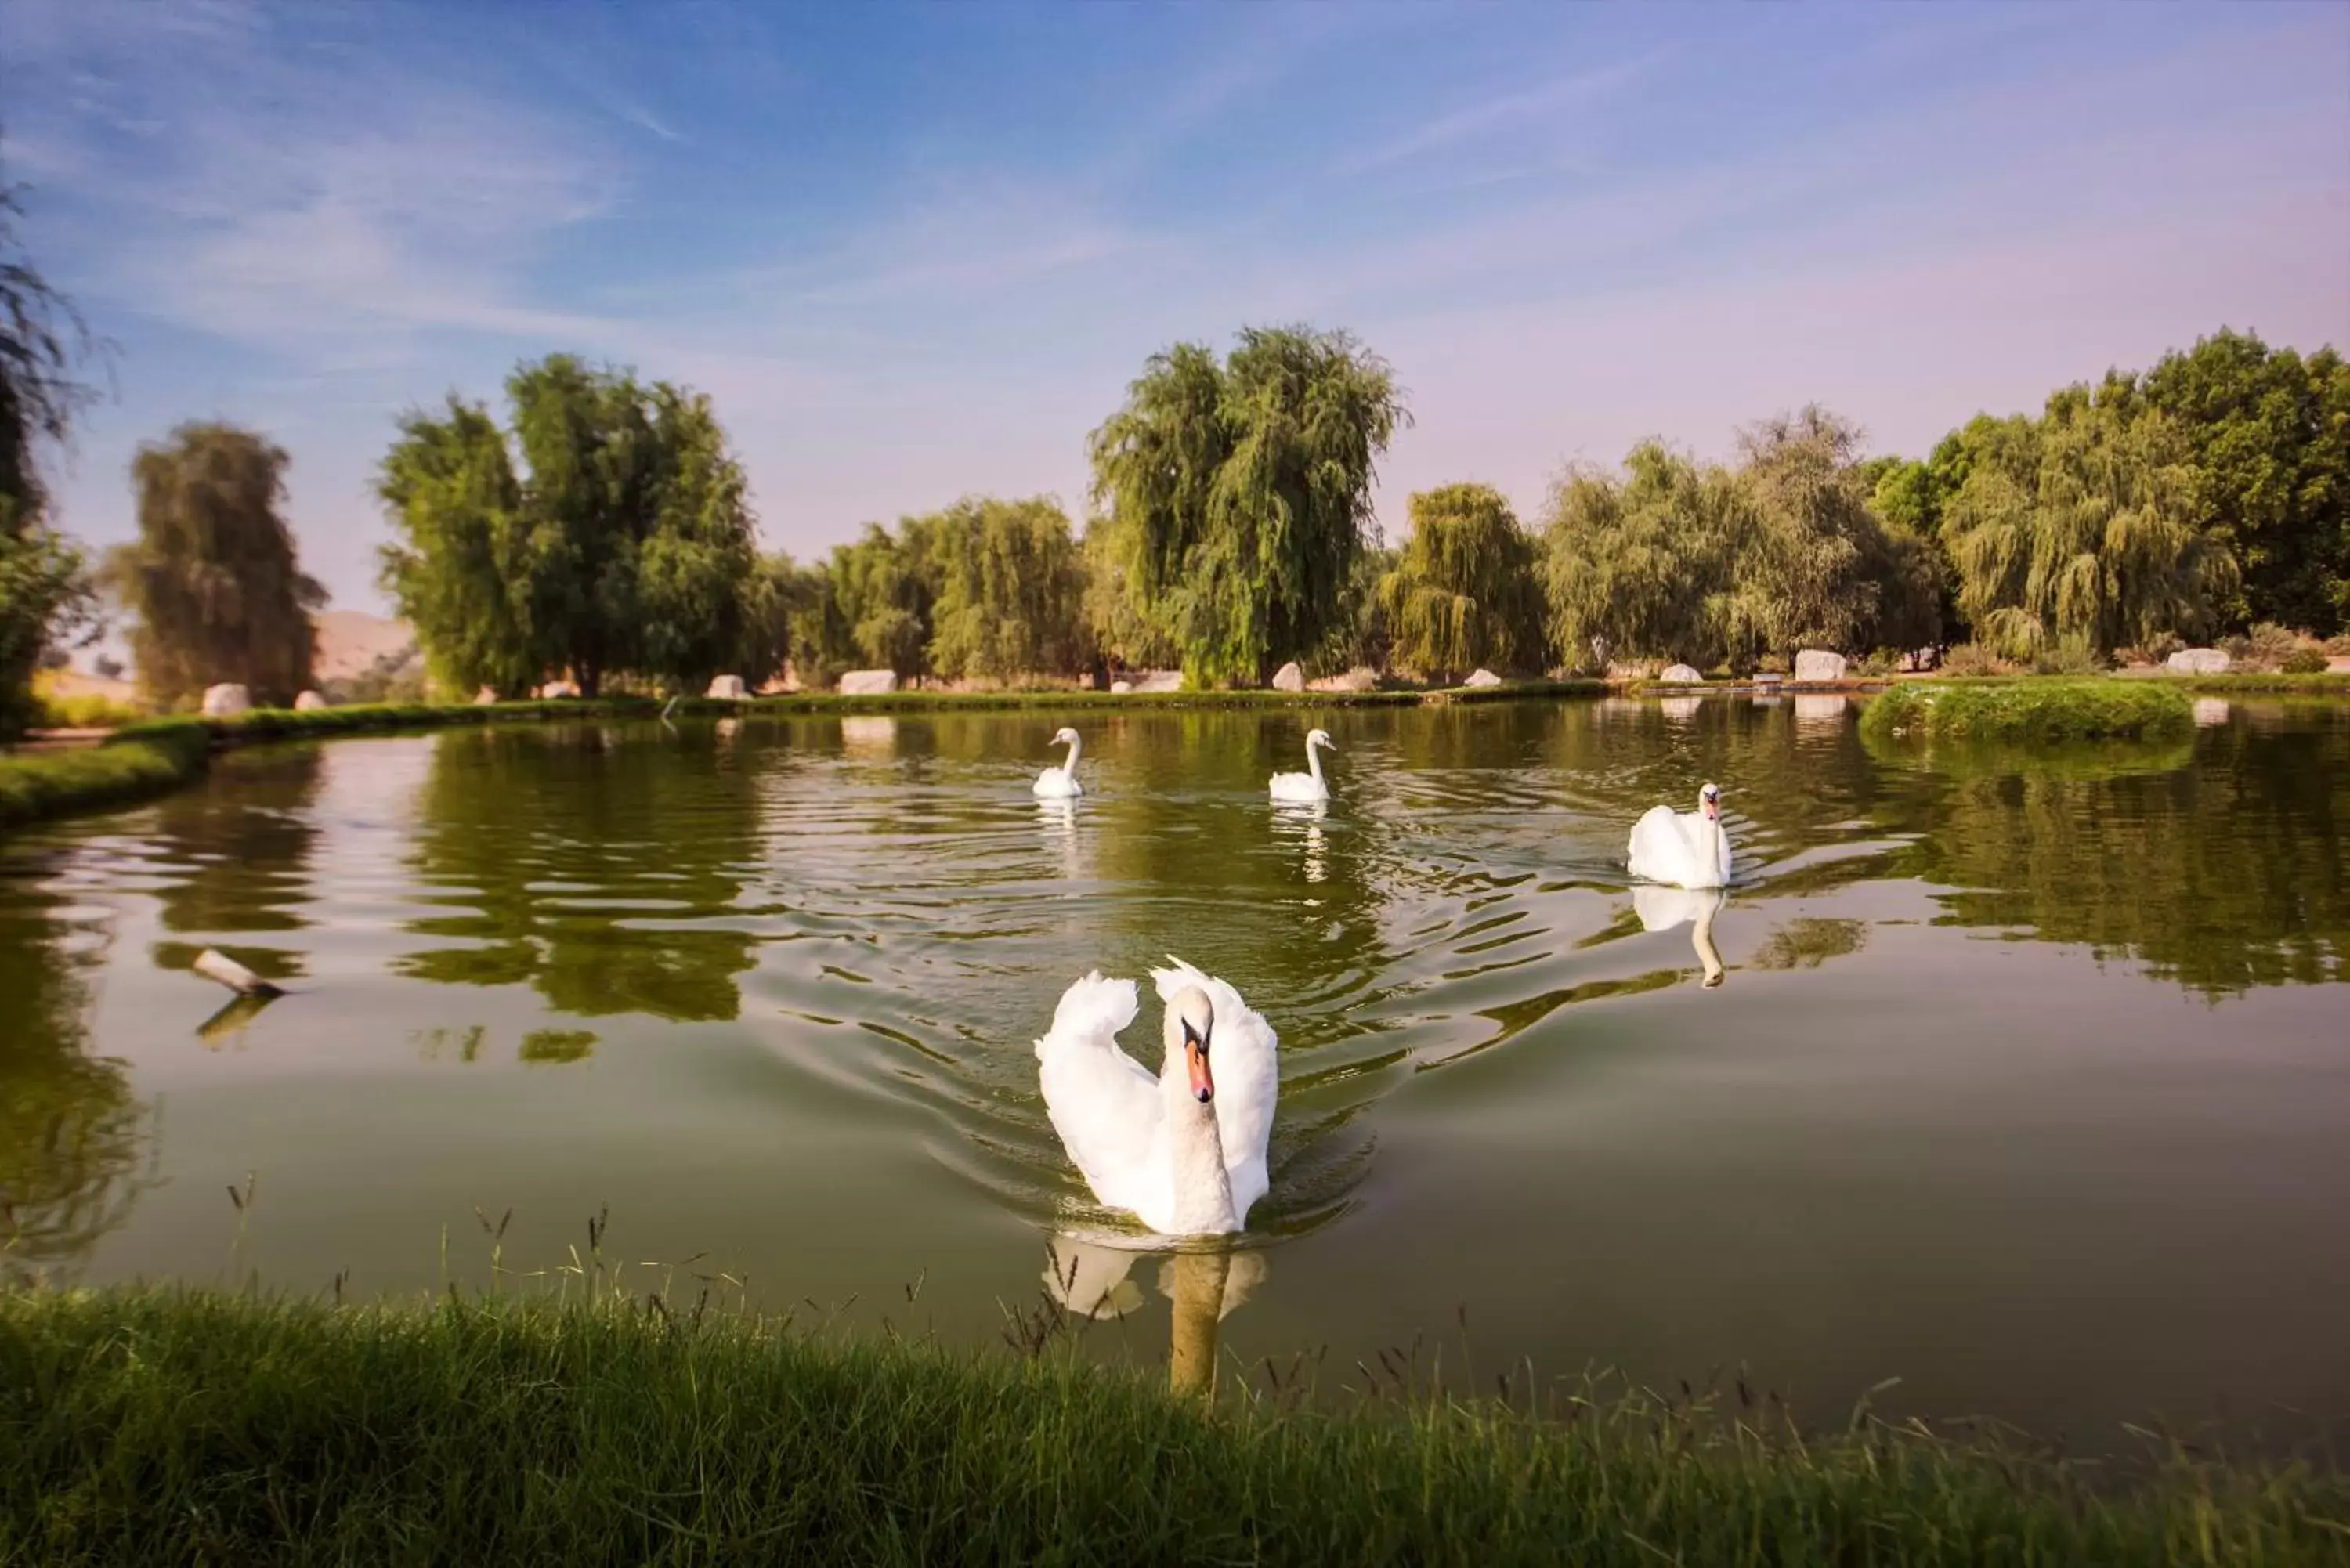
[1035,958,1278,1236]
[1629,782,1732,889]
[1033,727,1083,797]
[1269,728,1336,804]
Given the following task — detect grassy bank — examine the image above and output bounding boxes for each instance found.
[1862,680,2196,746]
[1,1288,2339,1566]
[0,682,1606,835]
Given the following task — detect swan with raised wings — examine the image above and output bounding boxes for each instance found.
[1035,958,1278,1236]
[1033,727,1083,797]
[1629,782,1733,889]
[1269,729,1336,804]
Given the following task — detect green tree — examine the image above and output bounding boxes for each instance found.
[927,496,1091,682]
[1940,385,2236,658]
[1310,540,1397,677]
[1088,326,1408,685]
[815,520,942,681]
[103,423,323,710]
[1083,518,1179,674]
[1,177,102,743]
[634,385,759,691]
[376,397,537,699]
[1540,443,1734,673]
[1714,407,1890,667]
[379,356,758,697]
[2137,328,2350,634]
[741,551,819,688]
[1377,482,1546,680]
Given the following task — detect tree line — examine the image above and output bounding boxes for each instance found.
[5,155,2347,738]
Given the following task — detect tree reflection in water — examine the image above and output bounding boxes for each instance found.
[0,851,154,1274]
[398,724,765,1022]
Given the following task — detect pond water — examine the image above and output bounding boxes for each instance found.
[4,697,2346,1440]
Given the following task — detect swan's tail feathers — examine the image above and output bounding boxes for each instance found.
[1149,955,1211,1002]
[1037,971,1139,1058]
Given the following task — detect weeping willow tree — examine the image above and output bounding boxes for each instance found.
[1941,387,2236,658]
[1714,406,1915,666]
[1540,442,1735,673]
[1,175,102,742]
[105,423,323,709]
[1376,482,1545,681]
[1082,516,1180,674]
[1088,327,1407,685]
[927,496,1090,682]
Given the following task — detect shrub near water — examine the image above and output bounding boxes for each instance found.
[1863,680,2195,745]
[2,1288,2343,1567]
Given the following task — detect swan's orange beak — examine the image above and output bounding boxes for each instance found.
[1185,1029,1214,1104]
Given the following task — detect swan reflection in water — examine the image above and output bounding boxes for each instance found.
[1045,1232,1267,1396]
[1036,797,1079,880]
[1270,799,1329,884]
[1632,883,1727,988]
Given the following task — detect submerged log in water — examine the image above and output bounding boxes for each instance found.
[193,949,283,999]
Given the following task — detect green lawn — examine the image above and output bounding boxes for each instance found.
[1,1287,2340,1566]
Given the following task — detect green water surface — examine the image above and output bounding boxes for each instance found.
[3,695,2345,1439]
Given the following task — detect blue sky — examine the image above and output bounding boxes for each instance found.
[5,0,2347,615]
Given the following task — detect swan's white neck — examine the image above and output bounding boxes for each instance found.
[1061,735,1082,774]
[1158,1067,1236,1234]
[1306,740,1325,787]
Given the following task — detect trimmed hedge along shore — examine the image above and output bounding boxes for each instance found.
[1861,680,2196,746]
[2,1288,2342,1566]
[0,684,1603,833]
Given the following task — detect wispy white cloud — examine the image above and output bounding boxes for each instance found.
[5,0,627,358]
[1350,48,1666,172]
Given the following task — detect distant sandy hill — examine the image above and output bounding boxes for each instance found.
[314,610,418,681]
[39,667,139,703]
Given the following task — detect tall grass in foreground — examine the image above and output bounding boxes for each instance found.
[1,1287,2341,1566]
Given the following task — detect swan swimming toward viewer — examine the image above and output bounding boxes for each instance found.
[1035,958,1278,1236]
[1629,782,1733,889]
[1269,728,1336,803]
[1033,727,1083,797]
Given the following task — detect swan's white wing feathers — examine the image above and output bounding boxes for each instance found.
[1629,805,1726,889]
[1151,956,1278,1222]
[1035,973,1160,1214]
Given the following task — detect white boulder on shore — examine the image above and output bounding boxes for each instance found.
[1270,660,1305,692]
[839,669,898,695]
[1108,680,1133,694]
[474,686,498,705]
[1658,663,1703,684]
[2167,647,2231,674]
[201,683,251,717]
[293,690,328,711]
[1462,669,1504,688]
[1793,649,1848,684]
[705,674,747,699]
[1132,670,1184,693]
[539,679,580,699]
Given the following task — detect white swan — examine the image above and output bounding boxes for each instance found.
[1034,958,1278,1236]
[1629,782,1733,889]
[1269,728,1336,803]
[1033,727,1083,797]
